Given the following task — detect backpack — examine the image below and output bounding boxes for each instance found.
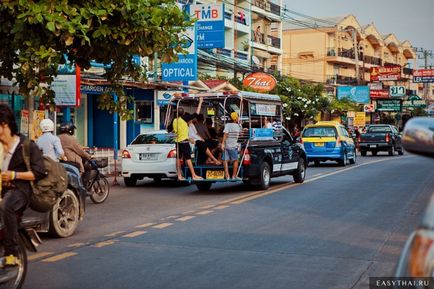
[22,140,68,213]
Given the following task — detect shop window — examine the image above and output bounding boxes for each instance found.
[135,100,153,123]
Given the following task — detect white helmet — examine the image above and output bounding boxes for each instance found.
[40,119,54,132]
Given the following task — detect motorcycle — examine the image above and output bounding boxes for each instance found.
[82,158,110,204]
[0,213,42,289]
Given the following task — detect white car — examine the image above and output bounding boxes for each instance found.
[121,130,178,186]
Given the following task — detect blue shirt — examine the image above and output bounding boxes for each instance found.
[36,133,65,161]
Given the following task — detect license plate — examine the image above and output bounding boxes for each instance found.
[206,170,225,179]
[139,153,158,160]
[369,145,377,148]
[315,142,324,147]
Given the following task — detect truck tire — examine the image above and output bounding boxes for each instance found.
[256,162,271,190]
[388,147,394,156]
[360,150,367,157]
[124,177,137,187]
[196,182,212,191]
[372,150,378,156]
[293,158,306,183]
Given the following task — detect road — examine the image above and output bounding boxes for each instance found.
[24,154,434,289]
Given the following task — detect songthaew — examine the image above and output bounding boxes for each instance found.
[165,91,308,191]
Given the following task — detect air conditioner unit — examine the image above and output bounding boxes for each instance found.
[265,2,271,11]
[266,38,272,45]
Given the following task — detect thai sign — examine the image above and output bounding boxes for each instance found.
[336,86,370,103]
[370,66,401,81]
[389,86,406,98]
[243,72,277,92]
[413,69,434,83]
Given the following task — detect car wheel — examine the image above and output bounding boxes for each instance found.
[257,162,271,190]
[293,158,306,183]
[388,147,394,156]
[123,177,137,187]
[349,148,356,164]
[372,150,378,156]
[49,189,80,238]
[196,182,212,191]
[339,151,347,166]
[360,150,367,157]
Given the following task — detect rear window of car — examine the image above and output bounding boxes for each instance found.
[131,133,175,145]
[302,127,337,137]
[367,126,391,133]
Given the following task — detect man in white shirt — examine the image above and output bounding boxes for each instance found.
[222,112,241,179]
[36,119,67,161]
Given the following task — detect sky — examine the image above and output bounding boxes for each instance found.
[283,0,434,69]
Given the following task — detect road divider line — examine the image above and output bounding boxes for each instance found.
[200,205,215,209]
[214,205,230,210]
[196,210,214,215]
[42,252,77,263]
[176,216,196,222]
[94,240,118,248]
[153,223,173,229]
[104,231,126,237]
[67,242,88,248]
[135,223,155,229]
[231,183,300,205]
[123,231,147,238]
[28,252,53,261]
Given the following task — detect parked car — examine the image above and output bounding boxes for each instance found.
[121,130,177,186]
[301,121,357,166]
[359,124,404,156]
[395,117,434,277]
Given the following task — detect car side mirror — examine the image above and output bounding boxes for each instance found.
[402,117,434,158]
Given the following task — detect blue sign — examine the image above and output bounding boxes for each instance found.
[162,24,197,82]
[191,4,225,49]
[337,86,370,104]
[250,128,274,141]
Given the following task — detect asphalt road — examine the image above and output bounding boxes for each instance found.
[24,153,434,289]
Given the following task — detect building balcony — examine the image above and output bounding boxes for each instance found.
[216,48,232,57]
[403,67,413,75]
[326,75,358,86]
[234,51,249,61]
[224,10,249,26]
[252,31,281,49]
[252,0,281,17]
[363,55,382,66]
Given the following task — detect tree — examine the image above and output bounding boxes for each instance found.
[0,0,192,119]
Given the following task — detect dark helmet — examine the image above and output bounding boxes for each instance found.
[60,123,76,135]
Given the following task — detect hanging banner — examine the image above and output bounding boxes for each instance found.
[52,61,81,106]
[31,110,46,140]
[354,112,366,127]
[370,89,390,99]
[376,99,401,112]
[413,69,434,83]
[243,72,277,92]
[336,86,370,103]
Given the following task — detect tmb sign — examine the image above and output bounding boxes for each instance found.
[413,69,434,83]
[242,72,277,92]
[190,4,225,49]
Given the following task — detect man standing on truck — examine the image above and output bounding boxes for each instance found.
[173,97,204,181]
[222,112,242,180]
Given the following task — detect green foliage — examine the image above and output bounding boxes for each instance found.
[329,97,359,114]
[0,0,192,119]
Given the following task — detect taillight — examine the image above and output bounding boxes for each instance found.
[408,232,434,277]
[167,149,177,158]
[385,133,390,143]
[122,150,131,159]
[242,149,251,165]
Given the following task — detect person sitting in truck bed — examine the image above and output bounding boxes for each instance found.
[188,118,221,166]
[222,112,242,180]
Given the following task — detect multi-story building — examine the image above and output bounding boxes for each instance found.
[281,14,417,96]
[195,0,283,78]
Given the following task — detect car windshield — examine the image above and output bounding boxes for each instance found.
[131,133,175,145]
[367,126,391,133]
[302,127,337,138]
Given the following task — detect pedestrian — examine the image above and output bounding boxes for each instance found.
[58,123,92,174]
[36,119,67,161]
[263,117,273,129]
[254,26,261,42]
[172,97,204,181]
[0,104,46,266]
[222,112,242,180]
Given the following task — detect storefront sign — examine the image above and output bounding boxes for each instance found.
[53,63,81,106]
[157,90,182,106]
[403,95,427,109]
[354,112,366,127]
[389,86,406,97]
[162,25,197,82]
[336,86,370,103]
[370,66,401,81]
[368,82,383,90]
[413,69,434,83]
[20,110,29,135]
[80,85,108,94]
[363,104,375,113]
[376,99,401,112]
[370,89,389,99]
[190,4,225,49]
[243,72,277,92]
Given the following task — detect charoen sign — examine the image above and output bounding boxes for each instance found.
[243,72,277,92]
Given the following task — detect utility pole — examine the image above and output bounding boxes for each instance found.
[352,28,360,85]
[414,47,433,99]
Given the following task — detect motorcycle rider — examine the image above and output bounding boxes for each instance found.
[0,104,46,266]
[58,123,92,174]
[36,119,67,161]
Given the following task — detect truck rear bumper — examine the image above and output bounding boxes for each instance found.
[359,143,392,151]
